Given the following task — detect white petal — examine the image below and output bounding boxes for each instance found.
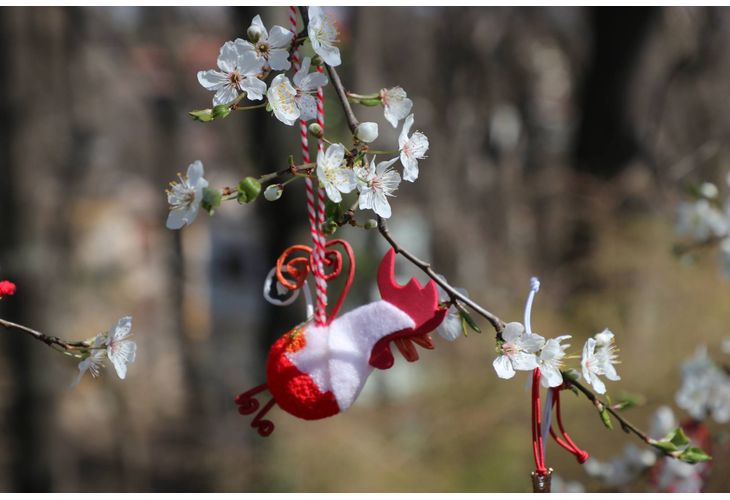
[187,160,205,185]
[268,25,293,48]
[540,365,564,388]
[267,49,291,71]
[324,143,345,167]
[197,70,228,91]
[372,190,392,218]
[324,183,342,203]
[315,44,341,67]
[401,155,419,182]
[518,333,545,353]
[217,41,239,73]
[112,316,133,341]
[399,113,414,147]
[589,372,606,394]
[213,85,238,106]
[238,49,264,76]
[110,341,137,379]
[511,352,539,371]
[493,355,516,379]
[240,76,266,101]
[437,313,462,341]
[502,322,525,342]
[250,15,268,40]
[166,209,187,230]
[408,131,430,159]
[358,188,375,211]
[297,94,317,122]
[300,72,328,92]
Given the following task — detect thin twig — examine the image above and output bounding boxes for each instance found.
[0,318,89,352]
[326,64,360,133]
[377,216,505,334]
[564,371,652,444]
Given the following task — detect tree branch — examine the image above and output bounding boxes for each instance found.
[377,216,505,334]
[564,371,652,444]
[0,318,89,353]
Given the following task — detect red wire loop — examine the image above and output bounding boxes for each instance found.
[273,240,355,325]
[548,387,590,464]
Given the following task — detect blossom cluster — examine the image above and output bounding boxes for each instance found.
[73,316,137,386]
[675,345,730,423]
[166,7,430,229]
[491,278,621,393]
[675,176,730,277]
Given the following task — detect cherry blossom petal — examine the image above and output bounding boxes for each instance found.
[197,70,228,91]
[213,86,239,106]
[493,355,516,379]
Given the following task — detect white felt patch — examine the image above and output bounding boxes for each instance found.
[287,300,415,412]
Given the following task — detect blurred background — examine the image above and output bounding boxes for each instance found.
[1,5,729,492]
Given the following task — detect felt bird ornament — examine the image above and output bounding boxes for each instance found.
[235,242,447,436]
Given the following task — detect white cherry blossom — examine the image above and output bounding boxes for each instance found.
[398,114,429,182]
[106,316,137,380]
[381,86,413,128]
[197,41,267,106]
[538,335,571,388]
[581,328,621,394]
[267,56,328,126]
[675,199,728,241]
[493,278,545,379]
[166,161,208,230]
[316,143,355,203]
[308,6,341,67]
[240,15,293,71]
[493,321,544,379]
[434,275,469,342]
[355,157,401,219]
[71,334,106,387]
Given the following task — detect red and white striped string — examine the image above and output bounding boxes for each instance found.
[290,6,328,326]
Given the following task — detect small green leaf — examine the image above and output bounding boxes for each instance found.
[678,446,712,464]
[455,302,481,333]
[460,315,469,338]
[669,427,690,449]
[650,439,678,453]
[201,187,222,215]
[212,104,231,120]
[189,108,215,122]
[598,404,613,430]
[237,177,261,204]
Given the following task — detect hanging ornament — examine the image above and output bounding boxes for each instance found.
[235,243,446,436]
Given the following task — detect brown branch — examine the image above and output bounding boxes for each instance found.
[326,63,360,134]
[377,216,505,334]
[563,371,652,444]
[0,318,89,352]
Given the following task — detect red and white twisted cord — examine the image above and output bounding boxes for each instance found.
[290,6,328,325]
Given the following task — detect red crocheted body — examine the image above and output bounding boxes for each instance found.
[266,327,340,420]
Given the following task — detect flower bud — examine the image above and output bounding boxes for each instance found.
[311,55,323,67]
[308,123,323,138]
[363,219,378,230]
[212,104,231,120]
[264,184,283,201]
[355,122,379,143]
[247,24,263,43]
[699,182,718,199]
[237,177,261,204]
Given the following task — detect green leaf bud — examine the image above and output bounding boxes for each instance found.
[237,177,261,204]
